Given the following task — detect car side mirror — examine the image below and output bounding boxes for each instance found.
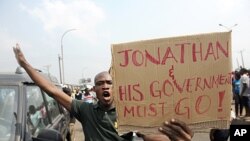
[32,129,63,141]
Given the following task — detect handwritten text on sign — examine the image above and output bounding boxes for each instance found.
[111,32,232,127]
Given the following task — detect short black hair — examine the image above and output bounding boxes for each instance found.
[210,129,229,141]
[235,71,241,80]
[63,87,71,96]
[240,68,248,75]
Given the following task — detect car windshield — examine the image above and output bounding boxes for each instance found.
[0,86,18,141]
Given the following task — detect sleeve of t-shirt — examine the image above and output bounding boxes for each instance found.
[37,111,42,119]
[242,75,248,84]
[71,99,86,122]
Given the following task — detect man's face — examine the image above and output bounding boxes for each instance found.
[93,73,114,107]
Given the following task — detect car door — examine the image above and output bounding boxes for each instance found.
[43,91,69,140]
[26,85,49,137]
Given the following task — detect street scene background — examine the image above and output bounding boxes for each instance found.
[1,0,250,141]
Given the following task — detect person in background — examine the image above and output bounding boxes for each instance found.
[82,87,97,103]
[240,68,250,117]
[232,71,243,118]
[75,88,83,100]
[13,44,193,141]
[28,105,45,136]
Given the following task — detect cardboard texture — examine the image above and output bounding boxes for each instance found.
[111,32,232,134]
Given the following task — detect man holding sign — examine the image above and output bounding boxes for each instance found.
[13,44,193,141]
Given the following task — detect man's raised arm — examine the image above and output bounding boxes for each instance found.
[13,43,72,111]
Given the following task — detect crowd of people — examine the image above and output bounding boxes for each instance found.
[74,86,97,103]
[232,67,250,118]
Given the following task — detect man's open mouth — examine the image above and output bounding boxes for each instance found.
[103,91,110,97]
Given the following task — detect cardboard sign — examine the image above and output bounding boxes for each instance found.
[111,32,232,134]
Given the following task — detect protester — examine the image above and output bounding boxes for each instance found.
[240,68,250,116]
[13,44,193,141]
[233,71,243,117]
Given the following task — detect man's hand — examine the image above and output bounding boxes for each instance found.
[13,43,28,67]
[158,119,193,141]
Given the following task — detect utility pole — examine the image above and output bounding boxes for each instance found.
[236,58,240,68]
[58,54,62,84]
[60,28,77,84]
[240,50,245,68]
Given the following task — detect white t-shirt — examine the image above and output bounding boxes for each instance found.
[30,111,42,127]
[240,74,250,96]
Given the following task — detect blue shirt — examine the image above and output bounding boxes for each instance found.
[233,79,240,95]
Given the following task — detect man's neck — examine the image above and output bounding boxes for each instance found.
[99,101,115,111]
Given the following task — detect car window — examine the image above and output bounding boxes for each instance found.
[26,86,48,137]
[0,86,18,141]
[44,92,61,122]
